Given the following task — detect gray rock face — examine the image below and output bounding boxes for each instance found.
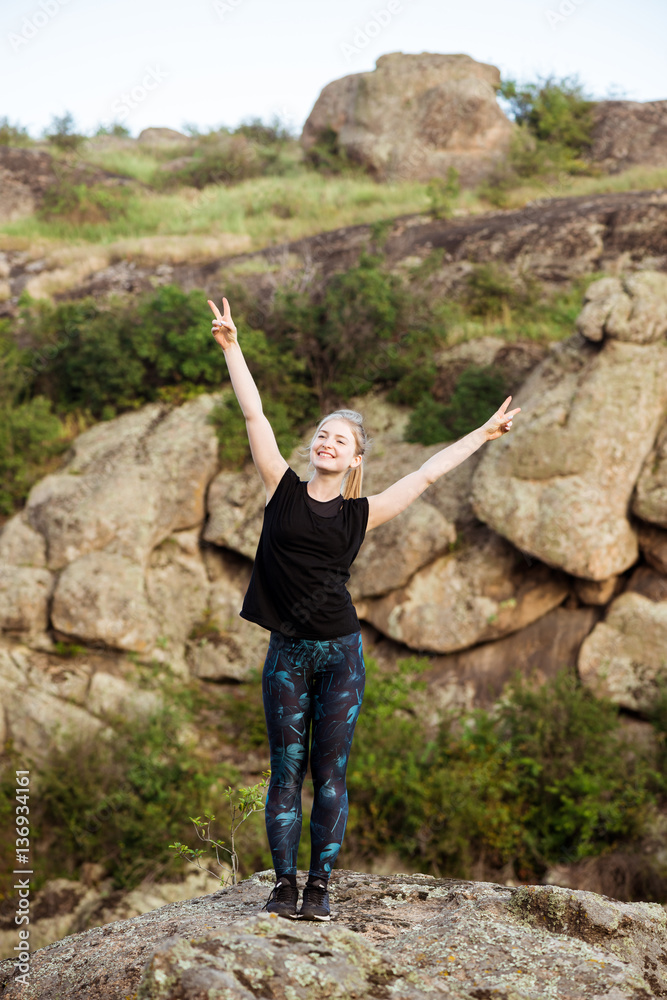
[301,52,514,185]
[27,397,219,572]
[471,327,667,580]
[590,99,667,173]
[358,525,569,653]
[1,870,664,999]
[578,590,667,713]
[634,418,667,529]
[577,271,667,344]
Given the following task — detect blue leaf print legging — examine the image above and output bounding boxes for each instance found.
[261,629,365,881]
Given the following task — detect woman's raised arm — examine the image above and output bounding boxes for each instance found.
[365,396,521,531]
[208,297,288,499]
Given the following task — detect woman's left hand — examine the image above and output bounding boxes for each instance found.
[482,396,521,441]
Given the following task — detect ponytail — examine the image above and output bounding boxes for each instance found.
[343,462,363,500]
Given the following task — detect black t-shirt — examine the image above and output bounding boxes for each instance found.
[240,467,369,639]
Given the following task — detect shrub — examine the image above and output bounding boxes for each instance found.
[463,263,540,317]
[344,663,666,890]
[404,364,507,445]
[44,111,86,153]
[0,117,31,147]
[0,685,271,895]
[271,252,435,408]
[303,127,366,176]
[38,181,132,225]
[426,167,460,220]
[21,286,229,417]
[0,396,67,515]
[500,75,595,155]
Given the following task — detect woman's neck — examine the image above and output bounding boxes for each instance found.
[307,471,344,502]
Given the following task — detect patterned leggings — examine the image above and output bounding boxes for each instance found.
[261,629,365,881]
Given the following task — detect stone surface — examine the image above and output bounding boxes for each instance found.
[187,549,268,681]
[578,590,667,713]
[634,417,667,529]
[301,52,514,186]
[0,513,47,567]
[576,270,667,343]
[0,564,53,634]
[202,466,266,559]
[357,524,570,653]
[636,519,667,574]
[1,870,665,999]
[589,99,667,173]
[364,604,601,717]
[0,644,108,763]
[26,396,219,572]
[51,551,159,652]
[471,333,667,580]
[574,574,622,606]
[349,499,455,600]
[0,871,214,961]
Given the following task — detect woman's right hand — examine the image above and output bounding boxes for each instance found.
[208,297,238,351]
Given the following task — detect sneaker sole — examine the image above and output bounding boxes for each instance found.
[298,912,331,921]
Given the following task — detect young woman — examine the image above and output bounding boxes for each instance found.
[208,296,520,921]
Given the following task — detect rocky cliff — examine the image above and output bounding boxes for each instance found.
[2,269,667,761]
[1,870,666,999]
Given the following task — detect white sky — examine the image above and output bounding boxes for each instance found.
[1,0,666,138]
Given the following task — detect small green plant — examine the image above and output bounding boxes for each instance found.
[44,111,86,153]
[426,167,460,220]
[0,117,31,147]
[53,641,88,657]
[169,773,270,885]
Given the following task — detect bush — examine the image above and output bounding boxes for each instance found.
[44,111,86,153]
[271,252,436,408]
[0,396,67,515]
[303,127,366,176]
[21,286,229,417]
[404,364,507,445]
[463,263,540,317]
[0,690,259,894]
[38,181,132,225]
[344,663,666,890]
[500,75,595,155]
[426,167,460,220]
[0,116,31,147]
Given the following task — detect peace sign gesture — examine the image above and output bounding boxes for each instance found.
[482,396,521,441]
[208,296,238,351]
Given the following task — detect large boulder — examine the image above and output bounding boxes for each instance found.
[26,396,220,572]
[576,271,667,344]
[301,52,514,185]
[51,551,159,652]
[1,870,665,999]
[589,99,667,173]
[578,589,667,714]
[357,525,569,653]
[365,604,601,716]
[633,418,667,529]
[471,301,667,579]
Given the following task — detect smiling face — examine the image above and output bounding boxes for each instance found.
[310,418,362,475]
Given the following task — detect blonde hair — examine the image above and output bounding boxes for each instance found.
[305,409,371,500]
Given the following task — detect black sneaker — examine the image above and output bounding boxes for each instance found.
[261,877,299,919]
[298,880,330,921]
